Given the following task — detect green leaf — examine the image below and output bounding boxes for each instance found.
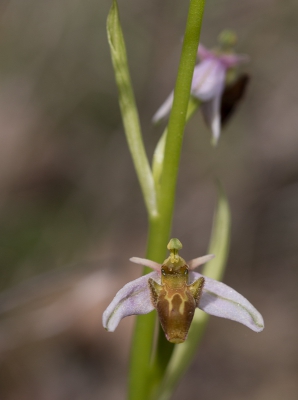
[154,182,231,400]
[107,0,157,217]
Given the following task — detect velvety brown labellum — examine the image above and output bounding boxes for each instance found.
[221,73,250,125]
[148,264,205,344]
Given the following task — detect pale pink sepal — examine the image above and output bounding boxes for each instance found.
[190,272,264,332]
[191,59,226,101]
[191,59,225,144]
[102,272,159,332]
[152,91,174,123]
[201,94,221,145]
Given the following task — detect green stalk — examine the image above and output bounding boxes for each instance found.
[107,0,206,397]
[152,98,200,188]
[128,1,206,399]
[128,216,169,400]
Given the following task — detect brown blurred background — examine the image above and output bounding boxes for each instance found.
[0,0,297,399]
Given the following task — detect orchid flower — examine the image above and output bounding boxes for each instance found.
[103,239,264,343]
[152,31,249,145]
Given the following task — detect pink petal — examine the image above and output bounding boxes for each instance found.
[129,257,161,272]
[197,44,214,60]
[187,254,215,270]
[219,53,249,68]
[102,272,159,332]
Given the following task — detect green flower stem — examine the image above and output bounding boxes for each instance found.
[128,215,170,400]
[158,0,205,217]
[107,0,158,218]
[128,1,206,399]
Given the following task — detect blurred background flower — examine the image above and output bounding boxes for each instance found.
[153,33,248,145]
[0,0,298,399]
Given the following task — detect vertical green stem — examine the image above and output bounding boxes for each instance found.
[128,216,168,400]
[152,98,200,189]
[158,0,205,214]
[128,1,205,399]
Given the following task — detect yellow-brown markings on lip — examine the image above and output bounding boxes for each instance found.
[167,289,186,315]
[148,275,205,344]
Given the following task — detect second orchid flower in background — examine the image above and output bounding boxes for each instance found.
[153,30,249,145]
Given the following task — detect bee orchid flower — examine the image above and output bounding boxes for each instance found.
[153,30,249,145]
[103,239,264,344]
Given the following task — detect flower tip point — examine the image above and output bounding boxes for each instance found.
[256,317,265,332]
[252,323,264,333]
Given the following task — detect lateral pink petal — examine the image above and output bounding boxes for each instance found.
[187,254,215,270]
[102,272,160,332]
[219,53,249,68]
[197,44,214,60]
[129,257,161,272]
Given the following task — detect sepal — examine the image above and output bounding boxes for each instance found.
[102,271,159,332]
[190,271,264,332]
